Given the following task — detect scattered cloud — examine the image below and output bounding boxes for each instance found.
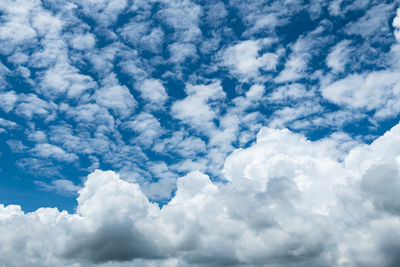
[136,79,168,107]
[0,1,400,266]
[171,81,225,130]
[32,143,78,163]
[321,71,400,118]
[326,40,352,73]
[222,39,280,80]
[35,179,81,195]
[394,8,400,42]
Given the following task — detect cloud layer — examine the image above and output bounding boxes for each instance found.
[2,122,400,266]
[1,1,400,266]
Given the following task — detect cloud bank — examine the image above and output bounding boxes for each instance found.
[2,122,400,266]
[1,1,400,266]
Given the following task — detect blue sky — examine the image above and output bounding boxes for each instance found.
[1,0,400,266]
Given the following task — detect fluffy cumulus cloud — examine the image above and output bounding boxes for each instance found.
[1,122,400,266]
[171,81,226,130]
[321,71,400,118]
[0,91,18,112]
[394,8,400,41]
[95,84,137,118]
[222,39,280,79]
[136,79,168,107]
[2,0,400,266]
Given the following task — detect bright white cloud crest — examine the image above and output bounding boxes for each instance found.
[1,123,400,266]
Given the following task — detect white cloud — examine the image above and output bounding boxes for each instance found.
[276,24,330,83]
[223,127,348,202]
[96,84,137,118]
[328,0,369,16]
[0,0,37,51]
[74,0,128,26]
[31,7,63,38]
[2,122,400,266]
[123,112,164,148]
[142,162,177,200]
[268,101,323,129]
[321,71,400,118]
[15,94,56,120]
[275,54,308,83]
[268,83,313,102]
[119,21,164,53]
[168,42,197,64]
[171,81,225,130]
[92,74,137,118]
[117,56,148,81]
[245,84,265,100]
[39,63,97,99]
[140,28,165,53]
[2,2,400,266]
[0,91,18,112]
[70,33,96,50]
[28,130,48,143]
[289,109,366,133]
[32,143,78,163]
[326,40,352,73]
[0,62,10,90]
[231,84,267,114]
[35,179,81,195]
[0,118,18,134]
[0,118,17,129]
[136,79,168,107]
[203,1,227,28]
[230,0,295,36]
[157,0,202,43]
[394,8,400,42]
[48,125,92,155]
[6,140,26,153]
[222,39,279,79]
[152,131,206,158]
[16,158,63,178]
[66,103,103,123]
[86,44,120,75]
[242,13,279,37]
[344,3,394,42]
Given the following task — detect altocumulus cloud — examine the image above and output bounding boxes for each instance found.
[2,0,400,266]
[1,123,400,267]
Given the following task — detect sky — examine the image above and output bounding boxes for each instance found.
[1,0,400,266]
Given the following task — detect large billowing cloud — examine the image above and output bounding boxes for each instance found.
[2,122,400,266]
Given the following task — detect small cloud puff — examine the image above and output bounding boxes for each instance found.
[394,8,400,42]
[222,39,280,80]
